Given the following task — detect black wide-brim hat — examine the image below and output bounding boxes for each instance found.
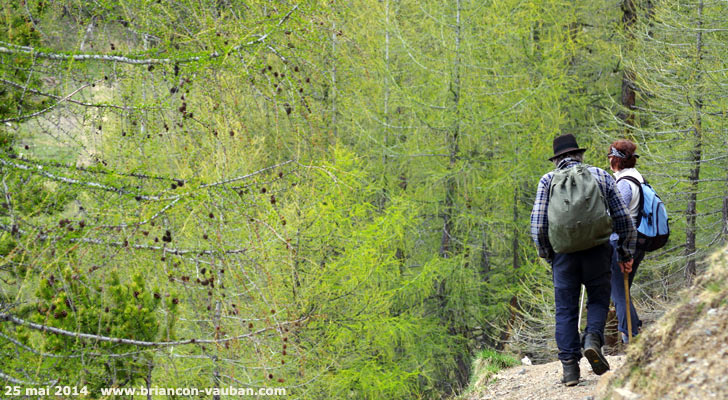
[548,133,587,161]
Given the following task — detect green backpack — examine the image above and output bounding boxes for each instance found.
[547,164,613,254]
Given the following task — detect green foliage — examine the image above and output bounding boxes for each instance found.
[475,348,519,374]
[0,2,44,120]
[0,0,723,398]
[0,174,72,216]
[31,267,170,391]
[0,3,41,46]
[613,0,728,283]
[0,232,16,257]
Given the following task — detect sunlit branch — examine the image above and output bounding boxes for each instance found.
[0,313,307,347]
[200,160,294,188]
[0,156,164,201]
[0,42,220,65]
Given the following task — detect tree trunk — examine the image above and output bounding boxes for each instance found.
[380,0,392,210]
[331,20,338,142]
[499,186,521,349]
[722,197,728,240]
[620,0,637,128]
[512,187,520,270]
[439,0,470,392]
[439,0,461,258]
[685,0,704,284]
[145,361,153,400]
[212,269,223,400]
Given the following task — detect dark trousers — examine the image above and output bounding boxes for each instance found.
[552,242,612,361]
[610,239,645,339]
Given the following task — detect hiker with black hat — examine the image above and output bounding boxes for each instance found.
[530,134,637,386]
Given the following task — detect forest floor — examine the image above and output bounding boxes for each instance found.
[465,355,624,400]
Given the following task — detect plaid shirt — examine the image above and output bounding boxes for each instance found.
[530,158,637,262]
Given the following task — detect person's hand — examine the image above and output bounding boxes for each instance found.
[618,259,634,274]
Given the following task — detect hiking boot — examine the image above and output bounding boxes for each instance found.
[582,332,610,375]
[561,359,580,386]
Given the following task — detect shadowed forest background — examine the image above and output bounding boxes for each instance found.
[1,0,727,398]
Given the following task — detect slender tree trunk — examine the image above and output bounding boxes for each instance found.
[498,186,521,349]
[79,18,95,52]
[331,20,338,142]
[685,0,704,284]
[512,187,520,270]
[440,0,470,391]
[384,0,390,166]
[212,268,223,400]
[645,0,655,37]
[620,0,637,129]
[292,227,302,300]
[380,0,392,210]
[145,361,153,400]
[722,197,728,240]
[439,0,461,258]
[141,35,148,138]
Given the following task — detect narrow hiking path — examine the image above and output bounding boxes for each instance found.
[466,355,625,400]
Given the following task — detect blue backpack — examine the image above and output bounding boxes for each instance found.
[618,176,669,252]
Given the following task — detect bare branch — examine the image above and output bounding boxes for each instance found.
[235,5,300,49]
[0,78,143,111]
[0,369,55,386]
[0,312,307,347]
[200,160,294,189]
[0,330,153,358]
[0,156,164,201]
[0,43,220,65]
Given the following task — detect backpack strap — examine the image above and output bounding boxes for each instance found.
[616,175,644,218]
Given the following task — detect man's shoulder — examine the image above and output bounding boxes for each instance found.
[538,170,555,186]
[586,165,613,182]
[586,165,608,175]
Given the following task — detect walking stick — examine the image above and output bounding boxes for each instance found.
[623,271,632,342]
[577,285,585,332]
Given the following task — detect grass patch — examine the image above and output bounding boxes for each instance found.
[476,348,520,374]
[460,348,520,397]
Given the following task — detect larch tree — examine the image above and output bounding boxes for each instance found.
[622,0,728,285]
[2,0,726,397]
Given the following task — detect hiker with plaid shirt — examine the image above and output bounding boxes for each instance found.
[530,134,637,386]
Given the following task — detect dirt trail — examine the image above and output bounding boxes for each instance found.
[467,355,624,400]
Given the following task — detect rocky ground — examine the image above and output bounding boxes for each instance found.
[604,254,728,400]
[466,355,624,400]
